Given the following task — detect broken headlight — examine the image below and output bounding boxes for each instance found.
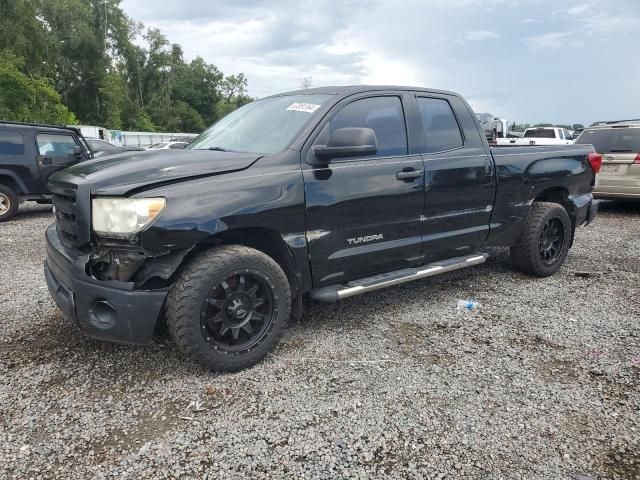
[92,197,166,237]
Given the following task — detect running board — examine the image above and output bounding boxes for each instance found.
[310,253,488,302]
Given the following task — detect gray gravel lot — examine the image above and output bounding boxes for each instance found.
[1,202,639,479]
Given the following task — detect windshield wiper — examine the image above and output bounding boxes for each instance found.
[608,149,634,153]
[208,146,232,152]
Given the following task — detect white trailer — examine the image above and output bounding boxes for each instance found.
[108,131,199,148]
[72,125,199,148]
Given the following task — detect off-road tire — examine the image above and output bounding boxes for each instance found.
[166,245,291,371]
[0,185,19,222]
[510,201,572,277]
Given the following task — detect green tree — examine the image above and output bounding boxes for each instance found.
[0,0,50,75]
[0,0,252,132]
[98,72,128,129]
[0,54,77,124]
[172,57,223,125]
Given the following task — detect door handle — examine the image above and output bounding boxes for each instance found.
[484,158,493,176]
[396,169,423,180]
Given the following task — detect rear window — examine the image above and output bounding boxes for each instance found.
[523,129,556,139]
[417,97,464,153]
[0,130,25,155]
[576,127,640,153]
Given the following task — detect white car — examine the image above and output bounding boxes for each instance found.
[146,141,189,150]
[496,127,574,146]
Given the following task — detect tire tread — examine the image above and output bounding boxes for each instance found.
[166,244,291,372]
[510,201,571,277]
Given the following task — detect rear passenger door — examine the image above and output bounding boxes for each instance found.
[415,95,496,262]
[303,94,425,287]
[35,133,86,187]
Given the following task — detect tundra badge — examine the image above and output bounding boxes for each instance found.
[347,234,384,245]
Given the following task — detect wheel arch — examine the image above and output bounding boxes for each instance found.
[534,186,571,210]
[532,187,577,244]
[188,227,306,297]
[0,172,25,194]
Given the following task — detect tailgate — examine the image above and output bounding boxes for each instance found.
[600,152,637,177]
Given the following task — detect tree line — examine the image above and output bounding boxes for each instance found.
[0,0,252,132]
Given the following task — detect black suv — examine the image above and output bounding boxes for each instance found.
[0,121,92,221]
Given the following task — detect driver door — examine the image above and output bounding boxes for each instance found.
[302,94,425,287]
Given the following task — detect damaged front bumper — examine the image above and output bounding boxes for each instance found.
[44,224,167,344]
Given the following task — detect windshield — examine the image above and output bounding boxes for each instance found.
[524,129,556,138]
[188,94,332,155]
[576,127,640,153]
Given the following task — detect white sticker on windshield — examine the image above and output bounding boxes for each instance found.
[286,102,321,113]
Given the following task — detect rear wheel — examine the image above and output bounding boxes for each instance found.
[166,245,291,371]
[510,202,572,277]
[0,185,18,222]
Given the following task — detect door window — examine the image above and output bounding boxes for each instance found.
[317,96,408,158]
[0,130,25,155]
[417,97,464,153]
[36,133,78,156]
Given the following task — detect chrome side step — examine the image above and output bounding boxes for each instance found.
[310,253,488,302]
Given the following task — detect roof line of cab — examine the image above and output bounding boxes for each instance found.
[0,120,83,135]
[263,85,462,100]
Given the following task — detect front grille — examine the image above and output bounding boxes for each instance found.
[49,177,91,248]
[53,188,77,243]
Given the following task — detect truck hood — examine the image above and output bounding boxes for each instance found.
[60,149,262,196]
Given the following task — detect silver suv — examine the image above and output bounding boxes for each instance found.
[576,120,640,200]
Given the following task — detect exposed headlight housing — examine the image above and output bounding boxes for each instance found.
[92,197,166,237]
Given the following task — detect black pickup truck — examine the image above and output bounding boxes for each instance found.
[44,86,600,371]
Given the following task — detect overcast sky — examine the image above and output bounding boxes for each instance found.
[121,0,639,126]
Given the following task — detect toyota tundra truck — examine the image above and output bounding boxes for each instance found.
[44,86,600,371]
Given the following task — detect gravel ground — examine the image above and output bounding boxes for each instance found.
[0,201,639,479]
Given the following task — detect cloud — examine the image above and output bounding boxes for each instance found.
[464,30,500,41]
[564,0,639,34]
[358,53,427,87]
[525,31,583,51]
[567,3,592,16]
[121,0,640,125]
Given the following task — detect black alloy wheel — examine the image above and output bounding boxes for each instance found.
[510,201,572,277]
[167,244,291,371]
[200,269,276,353]
[538,217,565,266]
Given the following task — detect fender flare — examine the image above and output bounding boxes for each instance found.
[0,169,28,194]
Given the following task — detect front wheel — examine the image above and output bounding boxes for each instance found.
[166,245,291,372]
[510,202,572,277]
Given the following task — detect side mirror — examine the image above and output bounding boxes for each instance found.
[69,145,83,158]
[312,127,377,162]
